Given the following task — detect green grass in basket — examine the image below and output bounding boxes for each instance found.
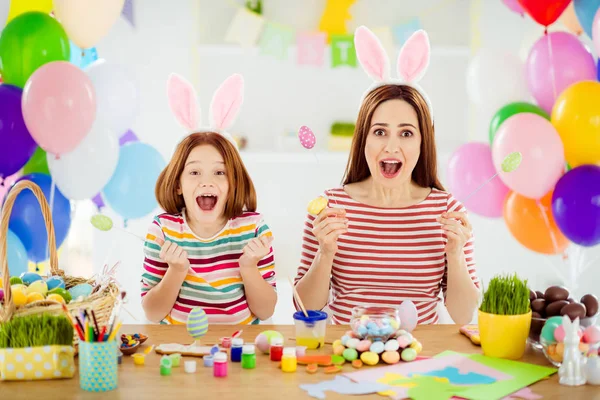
[479,273,531,315]
[0,314,73,349]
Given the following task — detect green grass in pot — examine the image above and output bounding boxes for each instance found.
[479,273,531,315]
[0,314,73,349]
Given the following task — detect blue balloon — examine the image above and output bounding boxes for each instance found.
[574,0,600,38]
[69,40,98,69]
[6,229,29,277]
[102,142,165,220]
[7,174,72,262]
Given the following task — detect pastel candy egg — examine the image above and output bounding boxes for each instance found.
[370,341,385,354]
[346,338,360,349]
[333,339,342,348]
[356,340,372,353]
[381,326,395,337]
[367,322,378,330]
[68,283,93,301]
[341,335,351,346]
[390,319,400,330]
[333,344,346,356]
[345,330,354,337]
[384,339,400,352]
[357,325,368,337]
[410,340,423,354]
[186,307,209,339]
[20,272,42,286]
[45,276,65,291]
[342,348,358,361]
[583,326,600,344]
[395,329,408,338]
[397,335,413,349]
[554,325,566,342]
[360,351,379,366]
[26,280,48,296]
[541,321,560,343]
[381,351,400,364]
[401,348,417,362]
[360,315,370,324]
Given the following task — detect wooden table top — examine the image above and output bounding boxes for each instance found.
[1,324,598,399]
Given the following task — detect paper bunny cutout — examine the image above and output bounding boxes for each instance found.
[558,315,587,386]
[354,25,433,121]
[167,73,244,149]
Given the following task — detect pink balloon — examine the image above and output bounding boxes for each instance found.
[298,125,316,149]
[22,61,96,156]
[447,142,509,218]
[526,31,596,113]
[492,113,565,199]
[593,8,600,56]
[503,0,525,15]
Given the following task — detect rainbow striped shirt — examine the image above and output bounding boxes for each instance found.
[141,211,276,325]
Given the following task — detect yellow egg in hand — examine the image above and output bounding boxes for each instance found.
[307,196,328,215]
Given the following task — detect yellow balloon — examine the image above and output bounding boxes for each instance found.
[551,81,600,167]
[6,0,53,23]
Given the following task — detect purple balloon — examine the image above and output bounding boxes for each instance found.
[92,193,105,209]
[0,85,37,178]
[552,165,600,247]
[526,31,597,113]
[502,0,524,15]
[119,130,138,146]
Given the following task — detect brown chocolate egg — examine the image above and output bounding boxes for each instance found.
[531,299,546,315]
[535,291,545,299]
[532,311,542,319]
[544,286,569,303]
[529,290,537,302]
[560,302,587,320]
[546,300,569,317]
[581,294,599,317]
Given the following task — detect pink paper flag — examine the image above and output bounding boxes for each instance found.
[297,32,327,67]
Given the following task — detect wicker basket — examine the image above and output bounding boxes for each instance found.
[0,180,120,345]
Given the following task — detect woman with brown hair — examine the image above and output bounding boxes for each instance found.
[294,27,480,326]
[141,74,277,325]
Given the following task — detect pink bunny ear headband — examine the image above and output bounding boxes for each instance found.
[354,25,433,122]
[167,73,244,150]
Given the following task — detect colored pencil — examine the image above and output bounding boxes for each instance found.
[107,321,122,342]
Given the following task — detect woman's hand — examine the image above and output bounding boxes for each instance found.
[239,236,274,269]
[159,240,190,272]
[438,211,472,258]
[312,208,348,257]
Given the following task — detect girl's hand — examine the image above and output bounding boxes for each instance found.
[438,212,472,258]
[159,240,190,272]
[239,236,274,269]
[312,208,348,257]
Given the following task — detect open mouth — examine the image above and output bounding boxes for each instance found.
[379,160,402,178]
[196,194,218,211]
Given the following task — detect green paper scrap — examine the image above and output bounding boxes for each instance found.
[91,214,113,231]
[433,351,556,400]
[501,152,522,173]
[331,34,357,67]
[406,376,469,400]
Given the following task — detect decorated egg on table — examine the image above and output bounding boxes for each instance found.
[187,307,209,339]
[45,276,65,291]
[20,272,42,286]
[26,280,48,296]
[68,283,93,301]
[254,330,284,354]
[398,300,418,332]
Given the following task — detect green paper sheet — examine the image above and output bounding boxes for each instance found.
[406,376,468,400]
[433,351,556,400]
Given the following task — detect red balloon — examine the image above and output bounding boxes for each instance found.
[518,0,572,26]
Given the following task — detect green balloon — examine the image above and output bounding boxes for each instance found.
[0,12,70,88]
[22,146,50,175]
[489,102,549,145]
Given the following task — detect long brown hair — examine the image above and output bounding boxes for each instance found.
[155,132,257,219]
[342,85,444,191]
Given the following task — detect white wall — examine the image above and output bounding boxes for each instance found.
[54,0,599,326]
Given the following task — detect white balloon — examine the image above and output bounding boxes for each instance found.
[466,48,531,114]
[47,121,119,200]
[85,59,139,138]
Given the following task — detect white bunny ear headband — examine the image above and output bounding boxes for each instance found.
[167,73,244,150]
[354,25,433,122]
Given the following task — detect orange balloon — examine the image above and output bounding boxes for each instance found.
[503,191,569,255]
[560,2,583,36]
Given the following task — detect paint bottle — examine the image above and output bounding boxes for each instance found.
[203,355,214,368]
[241,344,256,369]
[231,338,244,362]
[270,337,284,361]
[213,352,228,378]
[281,347,297,373]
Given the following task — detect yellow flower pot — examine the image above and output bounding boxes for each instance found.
[478,310,532,360]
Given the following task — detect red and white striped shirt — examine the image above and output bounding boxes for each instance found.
[294,187,479,325]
